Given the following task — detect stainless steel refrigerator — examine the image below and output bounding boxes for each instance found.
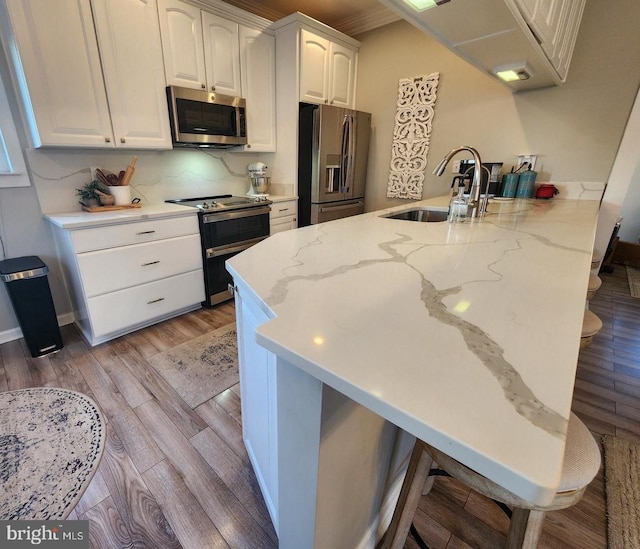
[298,102,371,226]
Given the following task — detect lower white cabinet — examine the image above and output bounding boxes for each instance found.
[234,281,279,531]
[88,270,204,339]
[269,199,297,234]
[51,213,205,346]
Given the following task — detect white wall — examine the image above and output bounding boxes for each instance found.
[594,89,640,261]
[354,1,640,213]
[615,123,640,244]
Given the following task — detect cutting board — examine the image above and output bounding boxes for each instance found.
[81,203,141,213]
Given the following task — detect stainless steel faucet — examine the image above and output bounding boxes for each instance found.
[433,146,486,218]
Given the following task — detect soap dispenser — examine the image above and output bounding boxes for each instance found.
[448,181,468,223]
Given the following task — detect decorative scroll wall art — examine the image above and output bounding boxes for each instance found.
[387,72,440,200]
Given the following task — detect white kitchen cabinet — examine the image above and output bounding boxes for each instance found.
[157,0,276,151]
[378,0,585,91]
[157,0,206,90]
[51,213,205,346]
[299,28,357,108]
[269,199,297,234]
[1,0,171,149]
[512,0,579,79]
[92,0,172,149]
[272,13,361,188]
[514,0,563,54]
[553,0,584,81]
[299,30,330,105]
[239,26,276,152]
[1,0,112,148]
[159,0,244,94]
[328,42,357,109]
[202,12,242,96]
[233,281,279,531]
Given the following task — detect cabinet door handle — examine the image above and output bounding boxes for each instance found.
[211,85,215,91]
[105,137,111,143]
[120,137,126,143]
[136,230,156,235]
[201,83,206,89]
[147,297,165,304]
[141,260,160,266]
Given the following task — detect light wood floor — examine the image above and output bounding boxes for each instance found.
[0,266,636,548]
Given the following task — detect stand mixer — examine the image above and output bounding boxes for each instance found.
[247,162,270,199]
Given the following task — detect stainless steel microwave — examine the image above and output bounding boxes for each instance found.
[166,85,247,148]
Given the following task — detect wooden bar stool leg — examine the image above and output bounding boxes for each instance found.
[506,508,546,549]
[382,441,434,549]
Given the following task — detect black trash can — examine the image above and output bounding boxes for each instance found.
[0,256,63,357]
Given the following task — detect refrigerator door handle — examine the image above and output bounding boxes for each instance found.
[318,200,364,213]
[339,113,352,194]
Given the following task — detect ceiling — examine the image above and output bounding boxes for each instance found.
[219,0,401,36]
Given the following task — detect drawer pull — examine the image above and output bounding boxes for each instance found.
[278,208,289,212]
[136,230,156,235]
[141,260,160,267]
[147,297,165,304]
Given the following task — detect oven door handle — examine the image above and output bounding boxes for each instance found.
[206,236,268,258]
[202,205,271,223]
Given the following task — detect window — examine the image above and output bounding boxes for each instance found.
[0,69,29,188]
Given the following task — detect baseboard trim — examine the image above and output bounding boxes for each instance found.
[0,312,76,345]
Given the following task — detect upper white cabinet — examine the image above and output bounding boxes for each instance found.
[203,12,242,96]
[92,0,173,149]
[271,13,360,190]
[298,27,358,108]
[157,0,276,151]
[328,42,357,108]
[300,29,357,107]
[1,0,113,148]
[0,0,172,148]
[157,0,206,89]
[158,0,243,95]
[239,26,276,151]
[512,0,584,81]
[299,30,329,105]
[378,0,585,91]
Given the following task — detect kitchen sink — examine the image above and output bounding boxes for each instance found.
[383,208,448,222]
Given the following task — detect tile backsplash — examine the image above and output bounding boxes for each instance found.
[27,147,277,213]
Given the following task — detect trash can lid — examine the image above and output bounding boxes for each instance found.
[0,256,48,282]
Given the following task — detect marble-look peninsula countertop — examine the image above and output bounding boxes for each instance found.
[226,196,600,506]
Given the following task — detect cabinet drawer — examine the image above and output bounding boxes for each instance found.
[87,269,205,338]
[270,200,298,219]
[71,215,199,252]
[78,234,203,297]
[270,216,296,234]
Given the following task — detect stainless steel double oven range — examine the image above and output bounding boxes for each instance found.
[166,195,271,306]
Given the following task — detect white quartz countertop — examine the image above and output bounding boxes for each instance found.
[44,203,197,229]
[226,196,600,506]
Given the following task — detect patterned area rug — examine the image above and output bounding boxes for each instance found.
[0,387,106,520]
[626,266,640,298]
[149,323,239,408]
[603,435,640,548]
